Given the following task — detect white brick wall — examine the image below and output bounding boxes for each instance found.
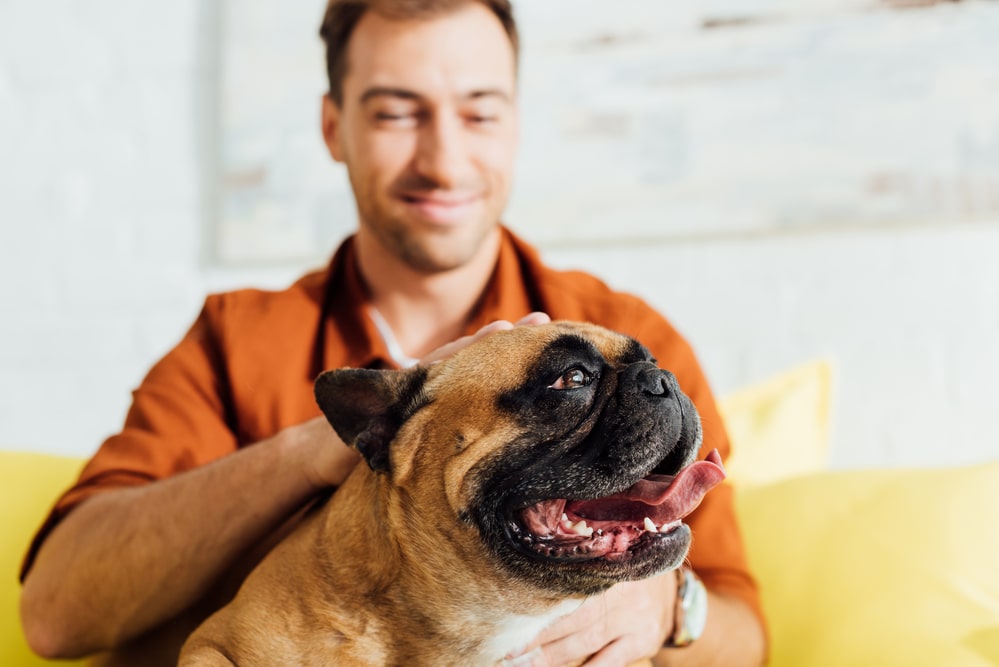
[0,0,209,456]
[1,1,997,469]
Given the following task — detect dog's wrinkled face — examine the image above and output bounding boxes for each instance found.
[315,322,724,596]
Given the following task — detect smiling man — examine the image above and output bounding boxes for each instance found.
[20,2,766,665]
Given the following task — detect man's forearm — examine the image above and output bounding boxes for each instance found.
[20,420,355,659]
[653,590,766,667]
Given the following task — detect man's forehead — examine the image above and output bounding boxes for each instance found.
[342,4,516,104]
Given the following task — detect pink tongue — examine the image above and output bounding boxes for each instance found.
[569,449,726,524]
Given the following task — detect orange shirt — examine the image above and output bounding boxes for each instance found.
[24,227,763,625]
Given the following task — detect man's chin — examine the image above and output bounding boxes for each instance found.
[396,240,492,274]
[360,207,502,274]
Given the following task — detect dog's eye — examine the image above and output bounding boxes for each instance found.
[549,368,594,391]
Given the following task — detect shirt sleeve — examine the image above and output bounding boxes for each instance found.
[20,296,239,580]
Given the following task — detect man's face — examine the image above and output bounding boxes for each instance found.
[322,3,518,274]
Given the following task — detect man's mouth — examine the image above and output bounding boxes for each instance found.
[507,450,726,562]
[398,192,480,225]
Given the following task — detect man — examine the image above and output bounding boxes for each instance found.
[20,1,766,665]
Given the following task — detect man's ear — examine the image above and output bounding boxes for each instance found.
[314,366,428,473]
[321,94,346,163]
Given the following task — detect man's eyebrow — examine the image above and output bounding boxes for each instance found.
[358,87,512,104]
[465,88,512,103]
[359,87,422,104]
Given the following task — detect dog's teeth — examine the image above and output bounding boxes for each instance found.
[643,517,658,533]
[660,519,681,533]
[570,520,593,537]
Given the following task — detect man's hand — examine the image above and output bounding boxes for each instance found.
[420,312,551,366]
[283,416,362,491]
[507,572,677,667]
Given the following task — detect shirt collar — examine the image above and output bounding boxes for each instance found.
[317,236,393,373]
[462,226,537,335]
[318,226,540,373]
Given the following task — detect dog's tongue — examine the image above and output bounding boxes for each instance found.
[569,450,726,525]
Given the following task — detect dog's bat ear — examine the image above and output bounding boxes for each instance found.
[314,366,428,474]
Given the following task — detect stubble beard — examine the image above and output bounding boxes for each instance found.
[368,213,495,275]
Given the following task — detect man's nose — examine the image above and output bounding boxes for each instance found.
[413,113,471,189]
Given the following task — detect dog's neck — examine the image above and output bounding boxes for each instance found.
[321,466,582,664]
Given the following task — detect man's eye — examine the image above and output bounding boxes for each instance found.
[373,111,419,125]
[467,114,498,124]
[549,368,594,391]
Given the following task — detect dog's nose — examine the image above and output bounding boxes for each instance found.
[624,362,676,398]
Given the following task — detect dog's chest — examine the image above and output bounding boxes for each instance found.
[480,599,584,662]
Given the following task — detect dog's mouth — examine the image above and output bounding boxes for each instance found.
[506,450,726,562]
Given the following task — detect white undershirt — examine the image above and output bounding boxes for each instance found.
[367,305,421,369]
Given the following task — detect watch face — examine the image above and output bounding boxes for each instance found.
[670,569,709,647]
[684,571,709,641]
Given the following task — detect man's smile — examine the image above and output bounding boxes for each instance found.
[398,191,482,225]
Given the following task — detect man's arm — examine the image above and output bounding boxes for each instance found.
[19,417,358,659]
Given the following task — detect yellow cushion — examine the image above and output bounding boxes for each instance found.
[719,360,832,486]
[721,361,999,665]
[0,451,88,666]
[736,461,999,666]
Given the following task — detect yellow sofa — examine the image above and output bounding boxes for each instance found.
[4,361,998,665]
[737,459,999,666]
[719,361,999,667]
[2,452,87,666]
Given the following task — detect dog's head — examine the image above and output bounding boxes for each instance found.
[314,321,724,596]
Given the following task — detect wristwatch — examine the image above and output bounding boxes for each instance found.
[665,566,708,648]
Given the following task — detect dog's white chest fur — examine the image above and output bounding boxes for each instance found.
[482,599,584,662]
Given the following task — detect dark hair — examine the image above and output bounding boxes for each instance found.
[319,0,519,106]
